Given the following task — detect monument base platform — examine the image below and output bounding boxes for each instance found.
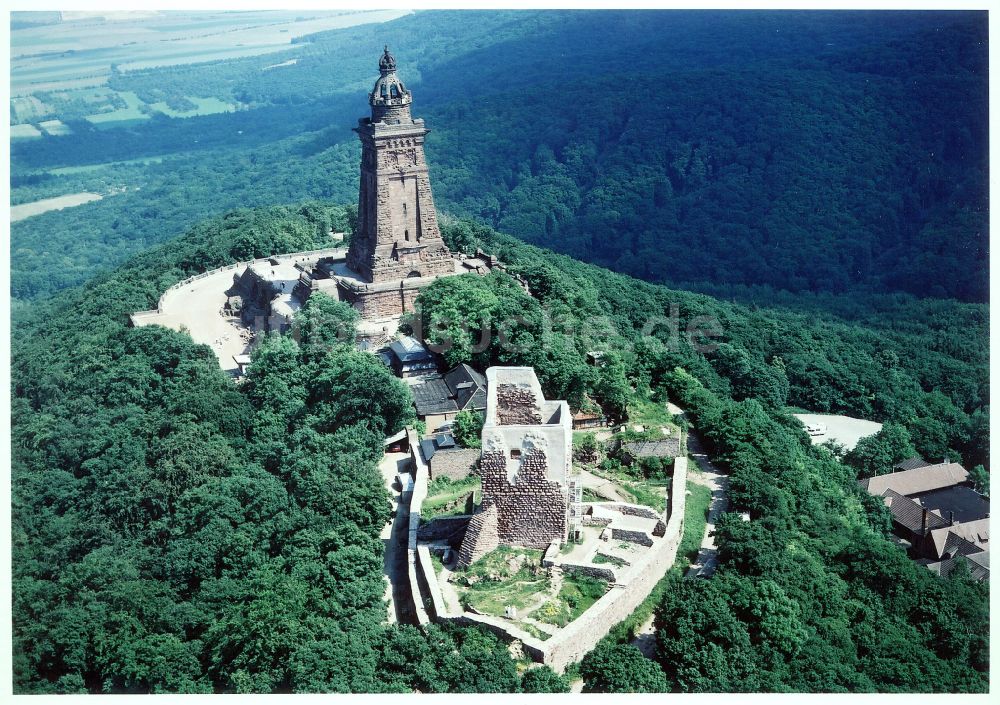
[296,250,495,321]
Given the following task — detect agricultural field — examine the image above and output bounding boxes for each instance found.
[10,124,42,140]
[10,10,410,96]
[38,119,72,136]
[146,96,236,118]
[10,192,103,222]
[84,90,148,126]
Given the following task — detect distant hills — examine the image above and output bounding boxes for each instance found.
[10,10,988,304]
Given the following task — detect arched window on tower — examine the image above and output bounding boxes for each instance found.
[380,84,388,98]
[404,229,410,241]
[390,84,399,98]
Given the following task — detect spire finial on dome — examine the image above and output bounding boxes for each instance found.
[379,45,396,75]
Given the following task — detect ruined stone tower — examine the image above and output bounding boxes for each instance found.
[346,46,454,284]
[457,367,573,566]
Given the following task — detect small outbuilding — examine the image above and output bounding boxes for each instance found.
[380,336,439,378]
[409,363,488,430]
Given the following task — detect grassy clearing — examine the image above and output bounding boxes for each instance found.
[47,156,167,176]
[455,546,547,617]
[588,463,669,512]
[38,119,72,136]
[582,487,608,503]
[148,96,236,118]
[421,475,480,522]
[10,192,104,222]
[85,91,149,125]
[627,394,678,429]
[561,573,608,620]
[676,477,712,563]
[519,622,552,642]
[536,573,608,627]
[625,478,669,513]
[11,124,42,139]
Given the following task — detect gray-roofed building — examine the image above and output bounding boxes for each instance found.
[881,489,950,536]
[419,432,478,481]
[928,518,989,559]
[919,552,990,581]
[914,485,990,524]
[409,363,487,430]
[383,336,439,378]
[894,456,931,472]
[878,487,990,580]
[444,364,488,411]
[861,462,970,497]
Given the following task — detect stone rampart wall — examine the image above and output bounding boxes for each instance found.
[405,427,431,626]
[416,545,448,620]
[539,456,687,671]
[405,437,692,675]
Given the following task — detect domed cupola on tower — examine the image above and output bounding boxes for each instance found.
[369,46,412,124]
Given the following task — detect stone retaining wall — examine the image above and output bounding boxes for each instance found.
[404,437,690,674]
[405,427,431,626]
[611,528,654,547]
[560,563,617,582]
[417,515,472,545]
[416,545,448,620]
[134,246,346,318]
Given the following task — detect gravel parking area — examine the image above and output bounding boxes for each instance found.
[793,413,883,451]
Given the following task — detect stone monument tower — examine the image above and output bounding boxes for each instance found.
[346,46,454,284]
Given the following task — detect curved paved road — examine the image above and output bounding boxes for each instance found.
[134,265,250,374]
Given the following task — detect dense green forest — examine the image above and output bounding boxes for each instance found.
[11,205,574,694]
[10,10,987,304]
[9,8,990,695]
[12,205,988,692]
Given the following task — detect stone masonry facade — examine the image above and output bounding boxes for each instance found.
[339,282,423,319]
[457,503,499,568]
[496,385,542,425]
[346,47,455,287]
[479,449,567,549]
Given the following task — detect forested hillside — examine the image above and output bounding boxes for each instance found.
[10,10,987,303]
[11,205,988,692]
[9,10,990,694]
[10,205,571,694]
